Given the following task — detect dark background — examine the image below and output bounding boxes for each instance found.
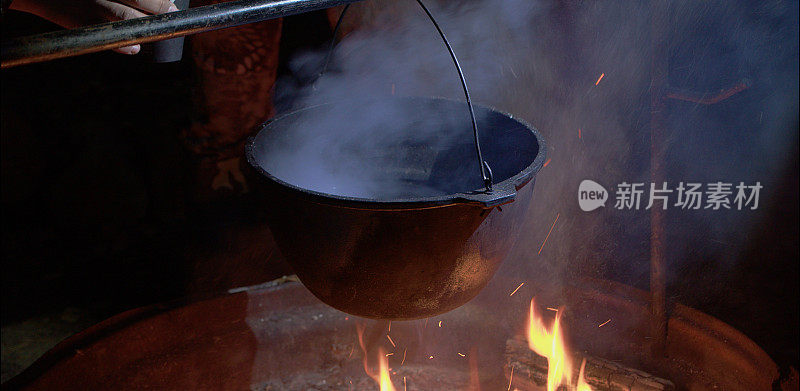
[2,0,798,382]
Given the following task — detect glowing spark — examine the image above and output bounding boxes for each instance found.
[510,282,525,296]
[543,158,551,168]
[403,376,407,391]
[438,320,442,328]
[538,213,560,255]
[385,352,394,357]
[348,345,354,358]
[578,128,582,139]
[428,355,434,359]
[401,348,407,366]
[458,352,466,357]
[388,321,391,332]
[546,307,559,312]
[387,335,396,347]
[595,73,604,85]
[424,318,428,329]
[598,319,611,328]
[507,366,514,391]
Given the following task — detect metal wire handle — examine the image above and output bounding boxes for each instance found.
[321,1,493,192]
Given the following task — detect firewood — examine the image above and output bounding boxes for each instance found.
[504,336,675,391]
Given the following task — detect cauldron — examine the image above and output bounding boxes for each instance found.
[246,96,545,319]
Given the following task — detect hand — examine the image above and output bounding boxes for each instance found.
[9,0,179,54]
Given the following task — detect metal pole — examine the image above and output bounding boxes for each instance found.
[1,0,363,68]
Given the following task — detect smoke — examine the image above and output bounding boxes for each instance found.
[258,0,553,199]
[261,0,797,299]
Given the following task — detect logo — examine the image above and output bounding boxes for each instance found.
[578,180,608,211]
[578,180,762,211]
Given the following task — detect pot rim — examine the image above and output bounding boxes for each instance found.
[245,96,547,210]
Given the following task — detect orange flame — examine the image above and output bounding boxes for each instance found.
[526,298,574,391]
[576,358,592,391]
[356,323,398,391]
[378,347,396,391]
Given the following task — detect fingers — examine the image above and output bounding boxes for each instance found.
[96,0,179,55]
[95,1,148,54]
[97,0,148,20]
[115,45,141,55]
[115,0,178,15]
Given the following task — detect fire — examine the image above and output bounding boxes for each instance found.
[527,299,571,390]
[576,358,592,391]
[378,347,397,391]
[527,298,593,391]
[357,322,399,391]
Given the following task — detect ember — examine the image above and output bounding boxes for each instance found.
[538,213,560,255]
[595,73,605,85]
[510,282,525,296]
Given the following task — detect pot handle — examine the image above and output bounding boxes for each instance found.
[321,1,494,193]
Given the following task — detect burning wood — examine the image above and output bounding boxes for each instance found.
[504,336,675,391]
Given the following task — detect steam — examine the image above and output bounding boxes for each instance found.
[264,0,797,297]
[258,0,555,199]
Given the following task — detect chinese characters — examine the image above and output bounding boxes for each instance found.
[613,182,761,210]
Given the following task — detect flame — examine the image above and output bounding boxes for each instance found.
[378,347,396,391]
[526,298,573,391]
[576,358,592,391]
[468,346,481,391]
[356,322,374,379]
[356,322,398,391]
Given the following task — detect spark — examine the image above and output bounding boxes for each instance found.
[543,158,551,168]
[578,128,582,139]
[438,320,442,328]
[387,335,396,347]
[403,376,407,391]
[458,352,466,357]
[428,355,434,359]
[424,318,428,329]
[388,321,391,332]
[385,352,394,357]
[348,345,355,358]
[595,73,605,85]
[538,213,560,255]
[509,282,525,296]
[598,319,611,327]
[546,307,559,312]
[507,366,514,390]
[401,348,407,366]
